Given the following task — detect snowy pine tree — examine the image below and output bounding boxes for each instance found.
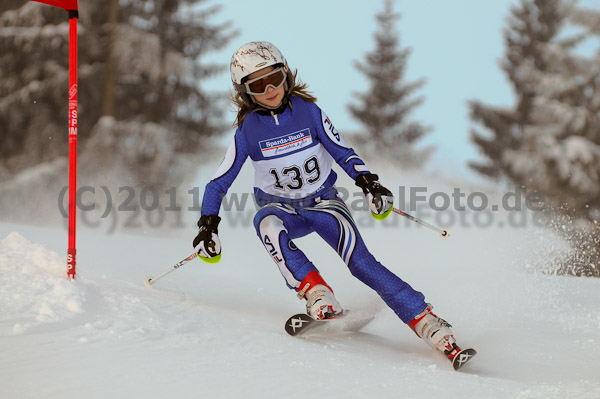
[101,0,235,139]
[469,0,600,277]
[0,0,235,186]
[347,0,432,168]
[0,2,71,176]
[468,0,568,179]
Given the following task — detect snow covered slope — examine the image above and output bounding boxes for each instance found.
[1,173,600,398]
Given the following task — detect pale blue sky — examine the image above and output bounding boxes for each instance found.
[202,0,599,181]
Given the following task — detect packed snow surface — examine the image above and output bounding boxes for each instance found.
[1,171,600,398]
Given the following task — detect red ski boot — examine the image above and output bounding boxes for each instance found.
[408,304,477,370]
[297,271,343,320]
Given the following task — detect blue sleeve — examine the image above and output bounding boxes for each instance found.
[201,129,249,216]
[307,102,370,180]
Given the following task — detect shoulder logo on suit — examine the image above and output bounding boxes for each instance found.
[321,111,349,148]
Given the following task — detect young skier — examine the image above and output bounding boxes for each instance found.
[193,41,472,366]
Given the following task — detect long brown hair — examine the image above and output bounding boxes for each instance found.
[231,69,317,127]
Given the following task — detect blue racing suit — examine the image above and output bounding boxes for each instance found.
[201,95,426,323]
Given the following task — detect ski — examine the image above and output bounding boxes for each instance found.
[284,313,321,336]
[284,311,374,337]
[450,347,477,371]
[284,312,476,371]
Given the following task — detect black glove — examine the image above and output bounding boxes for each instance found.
[355,173,394,219]
[193,214,222,263]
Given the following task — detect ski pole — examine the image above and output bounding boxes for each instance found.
[392,207,450,239]
[144,252,197,288]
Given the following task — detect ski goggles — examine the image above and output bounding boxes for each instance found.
[243,67,287,96]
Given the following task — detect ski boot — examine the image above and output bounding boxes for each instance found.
[408,304,476,370]
[297,271,343,320]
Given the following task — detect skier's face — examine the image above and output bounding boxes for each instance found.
[248,66,285,108]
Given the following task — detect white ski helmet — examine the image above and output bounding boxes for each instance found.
[230,41,293,106]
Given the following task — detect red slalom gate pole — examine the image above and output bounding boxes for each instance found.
[30,1,79,279]
[66,10,78,279]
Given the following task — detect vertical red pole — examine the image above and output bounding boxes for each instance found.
[66,9,78,280]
